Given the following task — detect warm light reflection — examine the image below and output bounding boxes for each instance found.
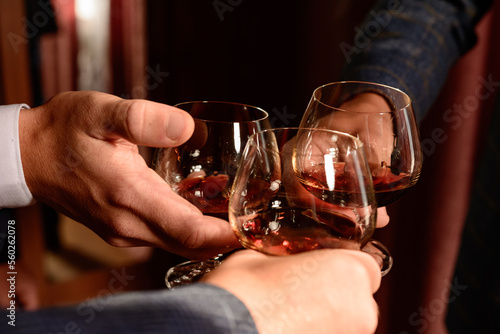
[74,0,110,92]
[75,0,98,21]
[324,154,336,191]
[234,124,241,153]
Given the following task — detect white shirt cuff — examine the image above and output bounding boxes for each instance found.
[0,104,35,208]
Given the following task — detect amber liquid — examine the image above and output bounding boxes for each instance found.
[233,205,363,256]
[298,165,415,207]
[371,170,414,206]
[173,173,230,217]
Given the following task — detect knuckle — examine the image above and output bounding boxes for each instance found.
[123,99,147,140]
[99,215,137,247]
[355,299,379,334]
[363,312,379,333]
[180,228,205,250]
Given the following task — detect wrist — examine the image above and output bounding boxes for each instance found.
[18,106,45,201]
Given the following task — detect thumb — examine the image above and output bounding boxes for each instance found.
[100,96,195,147]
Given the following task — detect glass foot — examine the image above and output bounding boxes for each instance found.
[165,256,224,289]
[362,239,393,276]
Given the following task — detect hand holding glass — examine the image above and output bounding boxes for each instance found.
[229,128,392,274]
[154,101,270,287]
[300,81,423,206]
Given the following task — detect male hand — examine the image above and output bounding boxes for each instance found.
[203,249,381,334]
[19,91,240,259]
[303,92,395,174]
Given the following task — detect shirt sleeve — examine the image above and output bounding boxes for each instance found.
[8,283,259,334]
[0,104,35,208]
[341,0,493,122]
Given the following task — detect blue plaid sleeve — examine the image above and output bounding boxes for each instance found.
[2,284,258,334]
[342,0,493,121]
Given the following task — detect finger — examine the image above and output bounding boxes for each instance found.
[175,213,242,257]
[100,96,195,147]
[223,249,268,264]
[225,249,382,292]
[376,207,390,228]
[134,175,241,257]
[335,249,382,292]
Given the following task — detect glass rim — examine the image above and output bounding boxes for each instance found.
[247,127,366,151]
[174,100,269,123]
[312,80,412,113]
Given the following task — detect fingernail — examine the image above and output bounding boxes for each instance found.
[166,111,187,142]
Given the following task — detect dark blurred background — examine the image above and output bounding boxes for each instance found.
[146,1,374,127]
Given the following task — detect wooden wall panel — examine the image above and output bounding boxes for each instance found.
[0,0,33,105]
